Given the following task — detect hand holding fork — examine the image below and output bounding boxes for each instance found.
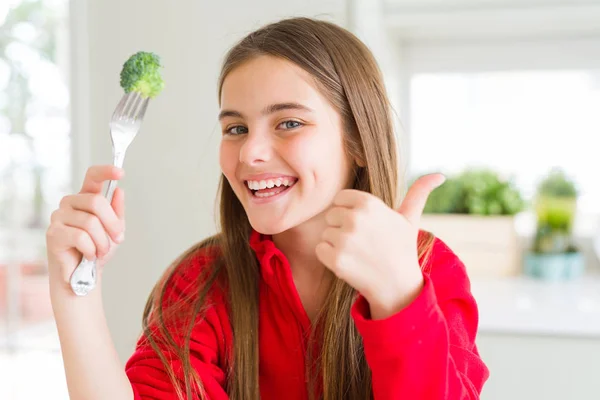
[46,92,149,296]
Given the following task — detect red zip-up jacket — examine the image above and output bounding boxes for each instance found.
[125,230,489,399]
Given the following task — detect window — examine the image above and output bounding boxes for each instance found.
[0,0,69,398]
[402,36,600,233]
[409,69,600,216]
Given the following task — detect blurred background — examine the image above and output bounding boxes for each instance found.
[0,0,599,399]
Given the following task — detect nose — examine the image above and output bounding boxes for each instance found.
[239,130,273,166]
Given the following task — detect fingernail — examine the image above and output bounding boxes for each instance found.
[116,232,125,243]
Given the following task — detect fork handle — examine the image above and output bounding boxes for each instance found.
[105,150,125,202]
[69,151,126,296]
[70,257,97,296]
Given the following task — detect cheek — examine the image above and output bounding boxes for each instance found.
[291,130,349,188]
[283,135,324,182]
[219,140,239,180]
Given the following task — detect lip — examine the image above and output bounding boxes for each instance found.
[245,179,297,205]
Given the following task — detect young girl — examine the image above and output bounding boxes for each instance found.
[47,17,489,400]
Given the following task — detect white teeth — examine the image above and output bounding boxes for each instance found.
[246,177,296,190]
[255,191,277,198]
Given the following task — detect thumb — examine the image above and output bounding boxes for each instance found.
[398,173,445,225]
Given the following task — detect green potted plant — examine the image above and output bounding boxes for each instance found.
[524,168,584,280]
[417,168,526,277]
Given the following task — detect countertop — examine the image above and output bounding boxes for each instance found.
[471,274,600,338]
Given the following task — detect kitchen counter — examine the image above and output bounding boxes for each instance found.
[471,274,600,338]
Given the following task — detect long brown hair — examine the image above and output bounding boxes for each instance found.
[141,17,435,400]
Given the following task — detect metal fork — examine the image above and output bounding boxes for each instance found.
[70,92,149,296]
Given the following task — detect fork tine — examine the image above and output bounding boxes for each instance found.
[119,93,137,119]
[135,98,150,121]
[112,93,131,120]
[127,93,144,119]
[122,92,141,118]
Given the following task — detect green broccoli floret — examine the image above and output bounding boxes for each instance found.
[119,51,165,99]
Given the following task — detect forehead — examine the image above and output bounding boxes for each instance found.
[220,55,325,111]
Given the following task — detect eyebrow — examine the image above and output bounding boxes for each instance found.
[218,102,313,121]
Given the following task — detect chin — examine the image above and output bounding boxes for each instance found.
[248,217,285,236]
[247,214,296,236]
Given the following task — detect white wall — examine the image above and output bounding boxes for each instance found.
[71,0,347,361]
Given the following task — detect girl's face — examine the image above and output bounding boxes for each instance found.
[219,55,354,235]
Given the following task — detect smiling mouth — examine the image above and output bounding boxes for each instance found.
[245,177,298,198]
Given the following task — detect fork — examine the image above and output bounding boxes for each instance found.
[69,92,149,296]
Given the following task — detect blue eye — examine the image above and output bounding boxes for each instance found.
[278,120,303,130]
[225,125,248,135]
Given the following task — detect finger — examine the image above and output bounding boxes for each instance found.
[321,226,343,247]
[316,241,354,281]
[80,165,124,194]
[112,187,126,223]
[57,208,113,258]
[62,224,98,261]
[62,193,124,243]
[315,241,336,271]
[398,173,446,225]
[325,206,347,228]
[332,189,372,210]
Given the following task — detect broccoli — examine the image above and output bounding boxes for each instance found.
[119,51,165,98]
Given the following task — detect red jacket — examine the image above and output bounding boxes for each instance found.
[126,230,489,399]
